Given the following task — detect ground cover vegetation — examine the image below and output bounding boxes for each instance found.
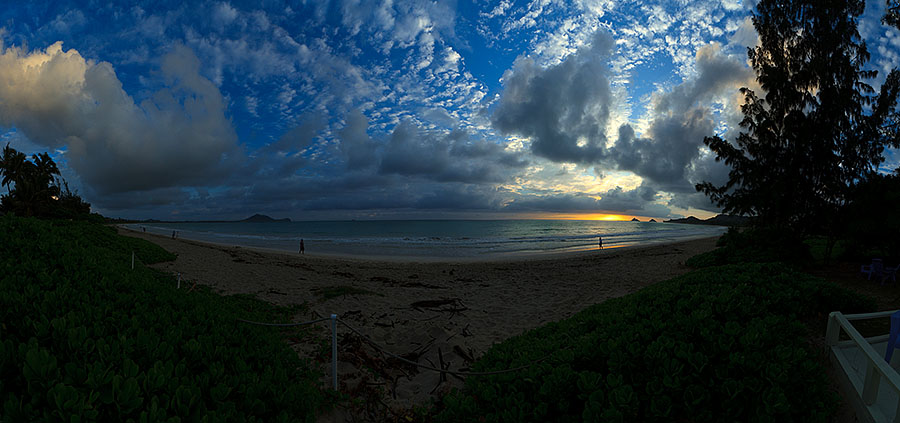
[433,257,873,422]
[0,216,331,421]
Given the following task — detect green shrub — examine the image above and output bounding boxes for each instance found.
[686,227,812,268]
[435,263,872,422]
[0,216,329,422]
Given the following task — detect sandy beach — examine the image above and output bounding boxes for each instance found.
[119,228,719,414]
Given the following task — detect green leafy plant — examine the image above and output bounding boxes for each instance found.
[0,216,331,421]
[685,227,812,268]
[435,263,872,422]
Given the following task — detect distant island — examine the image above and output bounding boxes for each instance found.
[239,214,291,223]
[664,214,751,227]
[128,213,292,224]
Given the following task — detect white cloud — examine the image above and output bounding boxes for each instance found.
[212,2,239,30]
[0,42,241,196]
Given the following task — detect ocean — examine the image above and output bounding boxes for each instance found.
[126,220,726,260]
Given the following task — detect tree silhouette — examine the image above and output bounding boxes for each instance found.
[0,143,27,192]
[697,0,900,241]
[0,144,90,218]
[885,0,900,29]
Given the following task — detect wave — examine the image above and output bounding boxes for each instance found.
[125,221,725,258]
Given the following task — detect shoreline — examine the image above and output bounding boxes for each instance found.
[118,224,719,263]
[118,226,720,410]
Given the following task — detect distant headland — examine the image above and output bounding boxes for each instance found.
[239,214,292,223]
[132,214,292,224]
[664,214,751,227]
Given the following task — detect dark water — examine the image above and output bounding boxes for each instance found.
[129,219,725,259]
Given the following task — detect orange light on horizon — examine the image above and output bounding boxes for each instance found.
[537,213,640,221]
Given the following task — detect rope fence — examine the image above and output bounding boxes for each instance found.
[236,317,332,327]
[236,313,555,391]
[154,263,550,392]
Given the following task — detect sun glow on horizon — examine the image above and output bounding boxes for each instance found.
[538,213,643,221]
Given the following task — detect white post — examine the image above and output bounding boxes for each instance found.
[825,312,841,346]
[177,273,181,289]
[131,251,134,270]
[862,359,880,405]
[331,314,338,391]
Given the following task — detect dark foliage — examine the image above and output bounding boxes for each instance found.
[0,216,329,421]
[842,172,900,261]
[696,0,900,238]
[0,144,92,219]
[435,263,873,422]
[685,227,812,268]
[885,0,900,29]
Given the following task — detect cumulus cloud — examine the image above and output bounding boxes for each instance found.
[493,30,616,164]
[337,109,379,170]
[0,42,241,196]
[492,34,750,194]
[611,43,752,201]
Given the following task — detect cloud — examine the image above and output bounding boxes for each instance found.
[212,2,239,30]
[0,42,241,197]
[266,113,325,153]
[501,182,670,215]
[378,119,527,184]
[492,30,616,164]
[613,42,752,187]
[337,109,379,170]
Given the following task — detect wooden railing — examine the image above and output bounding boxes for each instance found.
[826,310,900,422]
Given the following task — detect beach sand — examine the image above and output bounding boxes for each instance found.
[119,228,719,416]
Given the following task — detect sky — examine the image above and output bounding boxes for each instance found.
[0,0,898,221]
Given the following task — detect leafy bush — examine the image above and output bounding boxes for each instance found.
[435,263,872,422]
[842,173,900,261]
[685,227,812,268]
[0,216,329,422]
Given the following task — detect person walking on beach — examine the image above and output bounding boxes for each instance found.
[599,236,603,250]
[299,238,305,254]
[172,230,176,239]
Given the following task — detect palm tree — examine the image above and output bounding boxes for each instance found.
[0,146,65,217]
[0,143,27,192]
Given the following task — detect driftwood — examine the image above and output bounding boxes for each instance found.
[453,345,475,363]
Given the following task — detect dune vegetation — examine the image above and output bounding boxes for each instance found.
[0,216,332,422]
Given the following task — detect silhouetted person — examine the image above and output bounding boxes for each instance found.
[599,236,603,250]
[142,227,146,232]
[172,230,176,239]
[299,238,305,254]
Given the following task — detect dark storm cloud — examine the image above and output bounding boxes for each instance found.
[609,43,752,205]
[502,183,665,214]
[0,43,242,195]
[413,185,501,210]
[611,108,715,187]
[490,31,752,215]
[377,119,525,183]
[337,110,379,170]
[264,113,325,153]
[89,186,192,210]
[492,30,615,164]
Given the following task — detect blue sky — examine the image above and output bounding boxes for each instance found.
[0,0,898,220]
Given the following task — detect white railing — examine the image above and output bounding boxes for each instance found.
[826,310,900,422]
